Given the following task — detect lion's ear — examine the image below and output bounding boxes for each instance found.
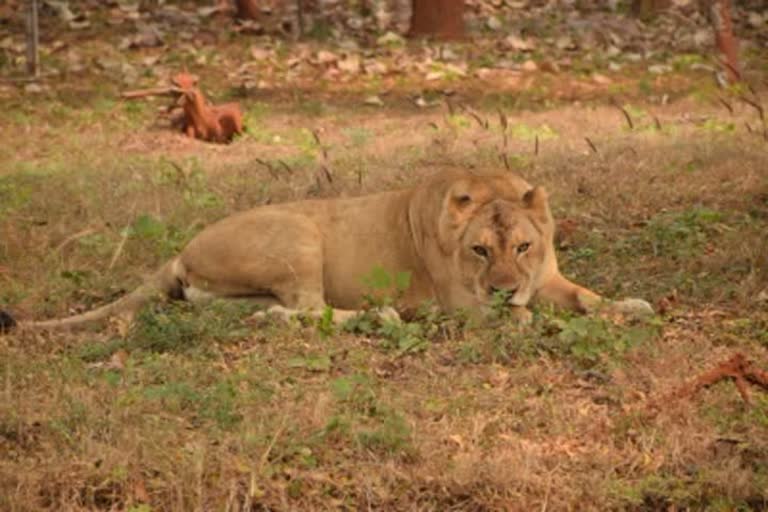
[523,186,552,226]
[523,186,547,209]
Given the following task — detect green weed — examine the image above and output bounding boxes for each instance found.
[127,301,253,354]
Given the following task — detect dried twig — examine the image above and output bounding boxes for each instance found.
[584,137,598,154]
[312,129,330,161]
[717,96,734,115]
[320,165,334,184]
[738,94,767,140]
[108,205,138,271]
[611,99,634,130]
[445,98,455,116]
[254,158,280,181]
[534,135,539,156]
[54,227,98,254]
[277,159,293,175]
[501,153,511,171]
[498,109,508,131]
[739,95,765,121]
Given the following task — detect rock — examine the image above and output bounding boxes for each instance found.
[338,55,361,73]
[747,12,764,28]
[648,64,672,74]
[316,50,338,65]
[556,35,576,50]
[504,34,535,51]
[486,16,503,31]
[24,83,45,94]
[250,47,272,61]
[377,31,405,47]
[364,95,384,107]
[693,29,710,48]
[592,73,611,85]
[521,59,538,72]
[365,60,387,75]
[538,60,560,73]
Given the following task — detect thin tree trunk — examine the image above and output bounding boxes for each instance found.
[26,0,39,77]
[711,0,740,83]
[410,0,464,40]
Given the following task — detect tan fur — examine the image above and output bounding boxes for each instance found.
[13,170,652,331]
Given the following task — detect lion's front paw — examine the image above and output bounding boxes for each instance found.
[612,298,654,317]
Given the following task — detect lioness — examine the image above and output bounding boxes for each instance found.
[0,170,652,332]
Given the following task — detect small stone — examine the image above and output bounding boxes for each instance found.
[747,12,764,28]
[592,73,611,85]
[364,95,384,107]
[648,64,672,75]
[24,83,44,94]
[316,50,338,65]
[556,35,576,50]
[693,28,710,47]
[250,47,271,61]
[521,59,538,72]
[376,31,405,47]
[486,16,503,31]
[338,55,361,73]
[504,34,534,51]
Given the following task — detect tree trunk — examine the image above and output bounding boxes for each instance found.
[236,0,260,20]
[711,0,740,83]
[409,0,464,40]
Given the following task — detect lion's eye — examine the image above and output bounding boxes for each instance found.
[517,242,531,254]
[472,245,489,258]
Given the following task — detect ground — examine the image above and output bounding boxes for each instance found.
[1,3,768,511]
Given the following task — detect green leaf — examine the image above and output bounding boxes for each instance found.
[132,214,165,240]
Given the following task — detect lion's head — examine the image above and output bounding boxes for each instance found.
[410,172,557,313]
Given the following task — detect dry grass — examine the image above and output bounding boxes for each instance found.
[1,80,767,511]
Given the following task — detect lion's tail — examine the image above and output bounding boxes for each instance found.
[0,259,183,332]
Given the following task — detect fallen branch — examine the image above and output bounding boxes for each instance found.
[661,353,768,406]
